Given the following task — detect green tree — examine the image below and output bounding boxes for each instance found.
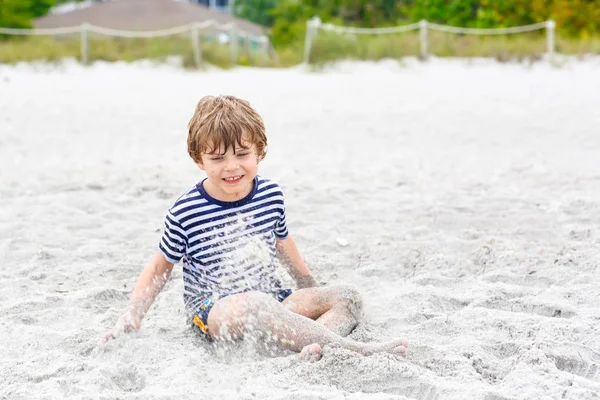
[0,0,56,29]
[407,0,484,27]
[1,0,30,29]
[268,0,599,47]
[270,0,413,46]
[407,0,599,34]
[270,0,313,46]
[234,0,280,26]
[29,0,56,18]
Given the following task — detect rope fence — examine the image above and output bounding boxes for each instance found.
[0,21,270,67]
[304,17,557,64]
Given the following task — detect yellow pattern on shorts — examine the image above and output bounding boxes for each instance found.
[193,315,208,333]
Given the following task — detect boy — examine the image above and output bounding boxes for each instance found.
[102,95,408,362]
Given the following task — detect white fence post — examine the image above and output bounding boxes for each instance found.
[303,16,321,65]
[546,20,556,59]
[229,23,238,64]
[244,33,250,57]
[80,23,89,65]
[260,36,269,65]
[419,20,428,59]
[190,22,202,68]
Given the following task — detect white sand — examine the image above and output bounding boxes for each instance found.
[1,57,600,400]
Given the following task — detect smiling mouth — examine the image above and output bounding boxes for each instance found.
[223,175,243,184]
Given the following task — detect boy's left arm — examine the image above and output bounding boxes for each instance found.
[276,236,318,289]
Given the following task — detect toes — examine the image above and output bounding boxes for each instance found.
[309,344,322,362]
[299,343,322,363]
[393,339,409,352]
[394,344,408,357]
[299,349,310,361]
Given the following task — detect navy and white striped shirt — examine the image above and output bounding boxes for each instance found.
[158,175,289,313]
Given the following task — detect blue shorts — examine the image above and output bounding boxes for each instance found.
[190,289,293,338]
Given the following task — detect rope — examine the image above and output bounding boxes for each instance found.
[0,26,81,35]
[319,22,420,35]
[427,21,548,35]
[88,24,195,38]
[316,20,548,35]
[1,20,548,38]
[0,21,261,39]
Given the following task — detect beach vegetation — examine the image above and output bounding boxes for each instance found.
[0,0,599,66]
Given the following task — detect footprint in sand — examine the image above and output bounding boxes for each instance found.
[552,354,600,381]
[474,298,576,318]
[89,288,129,302]
[547,345,600,383]
[100,365,146,392]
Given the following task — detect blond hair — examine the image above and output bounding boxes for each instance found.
[187,95,267,163]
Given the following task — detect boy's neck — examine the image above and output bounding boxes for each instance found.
[202,177,255,202]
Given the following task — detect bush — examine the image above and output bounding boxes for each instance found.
[306,29,600,65]
[0,34,276,68]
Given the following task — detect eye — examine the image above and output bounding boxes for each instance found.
[237,152,249,157]
[210,156,223,161]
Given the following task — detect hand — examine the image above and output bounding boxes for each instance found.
[99,310,141,351]
[296,274,319,289]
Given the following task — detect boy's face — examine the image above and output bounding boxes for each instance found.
[197,139,261,201]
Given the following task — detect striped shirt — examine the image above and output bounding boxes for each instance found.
[158,175,289,313]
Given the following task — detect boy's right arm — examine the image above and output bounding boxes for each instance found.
[101,252,174,346]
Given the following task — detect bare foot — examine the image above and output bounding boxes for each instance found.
[299,343,322,363]
[360,338,408,357]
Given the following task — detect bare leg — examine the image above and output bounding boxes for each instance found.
[207,291,407,361]
[282,284,363,337]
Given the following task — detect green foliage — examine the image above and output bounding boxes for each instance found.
[0,34,276,69]
[270,0,312,47]
[0,0,56,29]
[308,30,421,63]
[234,0,280,26]
[306,29,600,66]
[1,0,599,66]
[406,0,600,36]
[269,0,600,46]
[407,0,483,26]
[28,0,56,18]
[0,0,34,29]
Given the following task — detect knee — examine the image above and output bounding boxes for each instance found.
[335,284,363,317]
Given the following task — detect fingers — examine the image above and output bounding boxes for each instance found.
[103,330,116,343]
[98,313,140,353]
[99,323,124,349]
[98,330,116,351]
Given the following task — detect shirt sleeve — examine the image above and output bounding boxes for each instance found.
[158,211,187,263]
[274,190,289,240]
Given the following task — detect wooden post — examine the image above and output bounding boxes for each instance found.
[303,16,321,65]
[229,24,237,65]
[546,20,556,60]
[191,23,202,68]
[245,33,250,58]
[419,20,428,59]
[80,23,89,65]
[260,36,269,65]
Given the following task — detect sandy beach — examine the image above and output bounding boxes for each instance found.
[1,56,599,399]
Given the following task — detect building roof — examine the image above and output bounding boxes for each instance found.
[35,0,266,38]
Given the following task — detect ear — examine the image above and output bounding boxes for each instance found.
[196,160,206,171]
[258,146,267,162]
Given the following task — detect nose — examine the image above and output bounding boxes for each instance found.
[224,158,239,171]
